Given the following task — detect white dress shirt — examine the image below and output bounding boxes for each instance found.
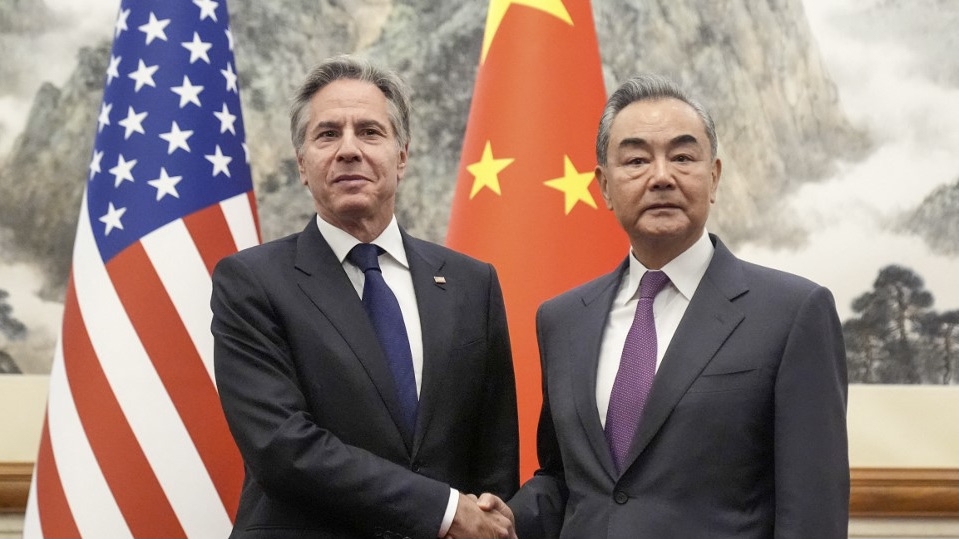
[314,215,457,536]
[316,215,424,394]
[596,231,714,428]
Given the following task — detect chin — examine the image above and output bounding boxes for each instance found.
[637,222,687,238]
[332,194,377,211]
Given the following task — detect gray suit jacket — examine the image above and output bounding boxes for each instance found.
[509,234,848,539]
[212,220,519,539]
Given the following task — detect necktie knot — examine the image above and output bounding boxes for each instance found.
[348,243,383,273]
[639,270,670,299]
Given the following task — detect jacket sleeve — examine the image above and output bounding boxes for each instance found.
[467,264,520,499]
[773,285,849,538]
[508,303,568,539]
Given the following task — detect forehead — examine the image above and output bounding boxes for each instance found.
[308,78,390,122]
[609,97,708,146]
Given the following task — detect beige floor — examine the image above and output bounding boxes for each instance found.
[2,515,958,538]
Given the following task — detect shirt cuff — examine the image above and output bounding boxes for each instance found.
[437,488,458,537]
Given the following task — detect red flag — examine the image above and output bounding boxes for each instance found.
[446,0,627,479]
[24,1,258,536]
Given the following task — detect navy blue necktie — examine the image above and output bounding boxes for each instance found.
[347,243,418,437]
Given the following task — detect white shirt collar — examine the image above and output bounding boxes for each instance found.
[626,230,714,301]
[314,214,410,269]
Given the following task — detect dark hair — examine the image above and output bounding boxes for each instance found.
[289,55,412,153]
[596,74,717,165]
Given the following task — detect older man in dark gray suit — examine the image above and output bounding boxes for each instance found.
[504,74,849,538]
[212,55,518,539]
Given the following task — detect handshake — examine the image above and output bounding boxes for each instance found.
[445,491,517,539]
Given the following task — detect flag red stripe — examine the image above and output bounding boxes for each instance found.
[61,276,185,537]
[108,241,243,517]
[185,204,241,276]
[248,191,262,243]
[34,416,80,538]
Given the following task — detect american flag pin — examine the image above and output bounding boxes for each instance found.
[433,276,447,285]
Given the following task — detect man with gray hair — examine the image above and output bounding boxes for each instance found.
[505,74,849,538]
[212,55,519,539]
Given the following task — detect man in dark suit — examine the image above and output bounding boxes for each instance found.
[504,74,849,538]
[212,55,518,539]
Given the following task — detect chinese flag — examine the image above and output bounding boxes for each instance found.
[446,0,627,479]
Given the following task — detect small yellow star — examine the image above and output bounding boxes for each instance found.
[544,155,597,214]
[467,141,515,199]
[481,0,573,64]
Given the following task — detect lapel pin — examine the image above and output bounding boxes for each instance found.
[433,276,447,285]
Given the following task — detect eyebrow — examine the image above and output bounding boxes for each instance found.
[618,133,701,151]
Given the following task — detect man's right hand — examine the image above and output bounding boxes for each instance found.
[446,492,515,538]
[476,493,517,539]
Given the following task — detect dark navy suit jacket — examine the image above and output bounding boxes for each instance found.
[510,234,848,539]
[212,219,519,539]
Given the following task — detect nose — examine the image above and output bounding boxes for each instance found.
[335,130,361,161]
[648,157,674,190]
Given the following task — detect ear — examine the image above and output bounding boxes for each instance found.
[709,157,722,203]
[596,165,613,210]
[396,143,409,181]
[296,151,308,186]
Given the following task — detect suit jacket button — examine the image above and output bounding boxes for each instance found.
[411,461,422,472]
[613,491,629,504]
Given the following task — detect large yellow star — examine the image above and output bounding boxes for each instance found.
[467,141,515,199]
[481,0,573,64]
[544,156,598,214]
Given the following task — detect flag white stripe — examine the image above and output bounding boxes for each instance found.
[73,198,232,537]
[22,464,41,538]
[142,220,217,383]
[221,192,259,251]
[48,336,131,538]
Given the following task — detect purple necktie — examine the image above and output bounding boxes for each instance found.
[348,243,418,438]
[605,270,671,473]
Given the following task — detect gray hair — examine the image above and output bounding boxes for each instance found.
[289,55,412,153]
[596,74,717,165]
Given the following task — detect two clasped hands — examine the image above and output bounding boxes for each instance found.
[446,491,517,539]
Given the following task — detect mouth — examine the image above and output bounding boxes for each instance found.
[333,174,370,184]
[645,203,680,211]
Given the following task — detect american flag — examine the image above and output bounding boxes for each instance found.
[23,0,258,537]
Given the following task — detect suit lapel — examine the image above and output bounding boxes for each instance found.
[623,236,748,470]
[570,260,628,481]
[293,222,413,451]
[401,234,454,456]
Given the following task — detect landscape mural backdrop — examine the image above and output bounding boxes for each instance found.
[1,0,956,384]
